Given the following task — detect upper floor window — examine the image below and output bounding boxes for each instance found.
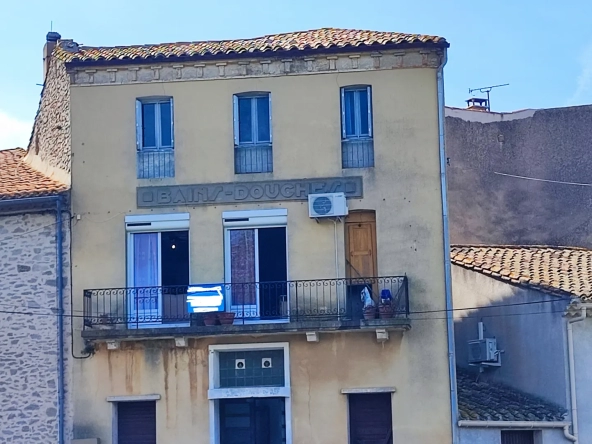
[341,86,374,169]
[233,93,272,174]
[136,98,175,179]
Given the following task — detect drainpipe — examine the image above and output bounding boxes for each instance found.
[437,47,459,444]
[56,195,65,444]
[564,304,586,443]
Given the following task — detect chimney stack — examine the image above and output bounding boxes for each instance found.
[465,97,490,112]
[43,31,61,80]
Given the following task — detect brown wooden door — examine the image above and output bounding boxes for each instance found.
[345,211,377,279]
[348,393,393,444]
[117,401,157,444]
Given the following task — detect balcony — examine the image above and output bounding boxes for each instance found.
[82,276,410,343]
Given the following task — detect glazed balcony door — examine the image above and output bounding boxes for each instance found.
[128,230,189,326]
[226,227,287,320]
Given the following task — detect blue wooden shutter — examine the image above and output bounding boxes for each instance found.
[233,95,239,146]
[135,100,143,150]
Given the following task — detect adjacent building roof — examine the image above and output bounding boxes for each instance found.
[451,245,592,301]
[0,148,68,200]
[457,368,567,422]
[54,28,448,64]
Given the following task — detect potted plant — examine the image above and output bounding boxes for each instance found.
[204,311,218,326]
[378,289,394,319]
[363,305,377,320]
[218,311,236,325]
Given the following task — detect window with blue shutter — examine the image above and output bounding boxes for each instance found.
[233,93,272,174]
[341,86,374,168]
[136,97,174,179]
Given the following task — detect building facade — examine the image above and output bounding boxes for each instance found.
[42,28,453,443]
[0,148,70,443]
[451,245,592,444]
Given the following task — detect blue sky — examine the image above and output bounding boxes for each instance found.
[1,0,591,149]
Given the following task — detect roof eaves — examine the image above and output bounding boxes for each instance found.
[60,40,448,68]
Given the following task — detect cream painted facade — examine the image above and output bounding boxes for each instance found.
[68,47,452,443]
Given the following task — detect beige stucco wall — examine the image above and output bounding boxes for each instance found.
[70,64,451,443]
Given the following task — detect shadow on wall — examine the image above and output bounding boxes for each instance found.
[453,280,570,408]
[446,105,592,247]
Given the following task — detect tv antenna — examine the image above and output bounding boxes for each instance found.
[468,83,509,111]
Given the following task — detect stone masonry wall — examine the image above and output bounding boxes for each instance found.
[28,55,71,174]
[0,210,71,443]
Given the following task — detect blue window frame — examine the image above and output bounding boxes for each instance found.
[341,86,372,139]
[233,93,272,145]
[136,98,174,150]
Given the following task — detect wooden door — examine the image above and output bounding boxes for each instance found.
[117,401,157,444]
[345,211,377,279]
[348,393,393,444]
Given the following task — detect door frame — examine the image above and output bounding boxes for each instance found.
[208,342,292,444]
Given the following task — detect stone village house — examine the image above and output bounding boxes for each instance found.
[0,148,70,442]
[31,27,459,443]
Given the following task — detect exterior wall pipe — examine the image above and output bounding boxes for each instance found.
[56,195,65,444]
[565,305,587,443]
[458,421,570,429]
[437,47,459,444]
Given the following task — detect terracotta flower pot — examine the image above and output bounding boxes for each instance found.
[363,306,376,320]
[378,303,394,319]
[204,312,218,326]
[218,312,236,325]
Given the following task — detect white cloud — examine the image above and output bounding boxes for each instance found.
[0,110,32,150]
[567,42,592,106]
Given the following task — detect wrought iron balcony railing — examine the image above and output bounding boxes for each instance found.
[83,276,408,330]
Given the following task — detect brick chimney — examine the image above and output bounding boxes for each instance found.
[465,97,490,112]
[43,31,61,80]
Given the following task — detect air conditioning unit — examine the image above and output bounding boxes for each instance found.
[308,193,348,218]
[468,338,498,364]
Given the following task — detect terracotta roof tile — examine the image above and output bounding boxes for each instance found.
[0,149,68,200]
[451,245,592,301]
[457,368,567,422]
[54,28,447,63]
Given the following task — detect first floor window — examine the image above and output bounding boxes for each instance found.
[233,93,272,173]
[136,97,175,178]
[117,401,156,444]
[341,86,374,168]
[348,393,392,444]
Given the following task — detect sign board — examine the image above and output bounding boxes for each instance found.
[137,176,363,208]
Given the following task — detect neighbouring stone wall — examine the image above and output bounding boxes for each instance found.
[0,210,71,443]
[28,55,71,175]
[446,105,592,247]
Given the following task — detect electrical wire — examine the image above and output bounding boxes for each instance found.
[0,295,575,321]
[449,164,592,188]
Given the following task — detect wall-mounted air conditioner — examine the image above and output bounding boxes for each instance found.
[468,338,499,364]
[308,193,348,218]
